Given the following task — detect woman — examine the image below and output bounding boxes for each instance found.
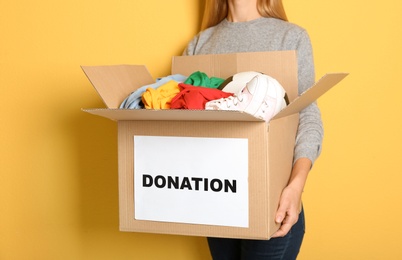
[183,0,323,259]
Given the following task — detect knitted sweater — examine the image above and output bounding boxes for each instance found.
[183,17,323,164]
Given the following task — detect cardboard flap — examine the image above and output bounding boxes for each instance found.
[272,73,349,119]
[82,108,265,122]
[82,65,154,108]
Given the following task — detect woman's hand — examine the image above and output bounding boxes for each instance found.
[271,158,312,238]
[271,184,303,237]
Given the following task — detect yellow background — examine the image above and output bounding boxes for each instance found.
[1,0,401,259]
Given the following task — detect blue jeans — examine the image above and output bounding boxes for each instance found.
[207,208,305,260]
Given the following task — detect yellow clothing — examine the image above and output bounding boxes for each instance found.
[142,80,180,109]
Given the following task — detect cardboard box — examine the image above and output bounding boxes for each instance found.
[82,51,347,239]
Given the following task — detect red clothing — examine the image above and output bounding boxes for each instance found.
[170,83,233,109]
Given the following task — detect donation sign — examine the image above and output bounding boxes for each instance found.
[134,135,249,227]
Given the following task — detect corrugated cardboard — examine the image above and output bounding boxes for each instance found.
[82,51,348,239]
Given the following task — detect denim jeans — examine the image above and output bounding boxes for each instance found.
[207,208,305,260]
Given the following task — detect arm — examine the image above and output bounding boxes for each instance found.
[271,157,311,238]
[272,29,322,237]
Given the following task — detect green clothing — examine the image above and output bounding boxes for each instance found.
[184,71,225,89]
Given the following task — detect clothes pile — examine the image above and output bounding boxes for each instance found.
[120,71,289,122]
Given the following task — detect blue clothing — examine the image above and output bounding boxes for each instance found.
[207,208,305,260]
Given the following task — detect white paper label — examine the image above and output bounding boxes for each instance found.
[134,135,249,228]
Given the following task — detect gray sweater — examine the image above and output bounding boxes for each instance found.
[183,17,323,164]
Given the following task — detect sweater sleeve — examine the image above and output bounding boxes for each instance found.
[293,30,324,165]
